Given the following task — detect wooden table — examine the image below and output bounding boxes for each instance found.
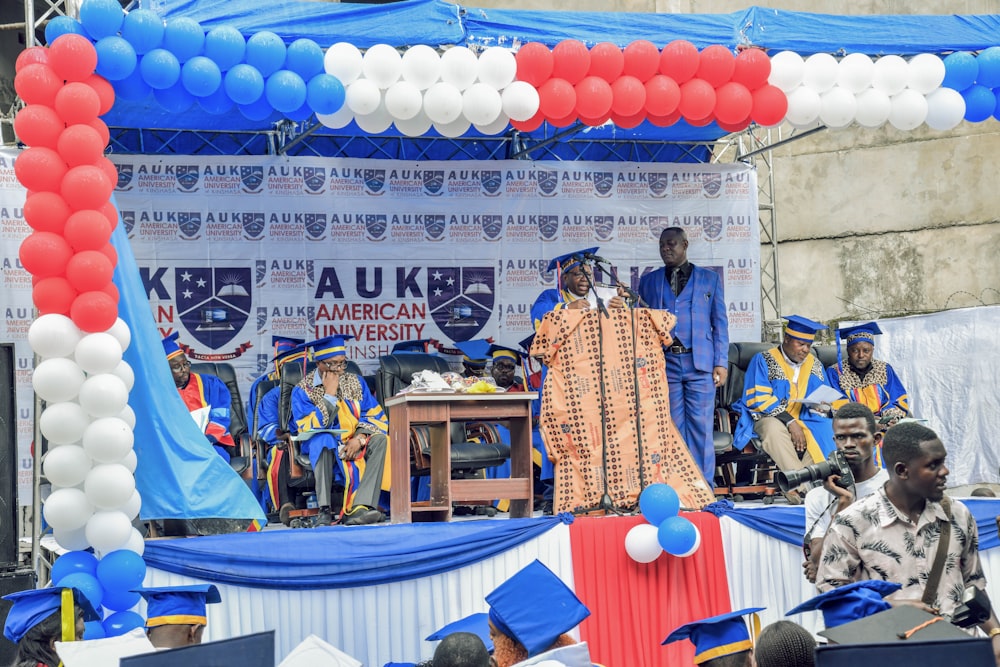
[385,392,537,523]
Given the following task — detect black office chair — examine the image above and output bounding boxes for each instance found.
[189,362,253,481]
[812,344,839,371]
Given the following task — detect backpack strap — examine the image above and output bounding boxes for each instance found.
[921,496,953,607]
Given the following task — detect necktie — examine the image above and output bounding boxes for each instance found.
[670,267,680,296]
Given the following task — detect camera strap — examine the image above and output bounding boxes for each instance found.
[921,495,953,607]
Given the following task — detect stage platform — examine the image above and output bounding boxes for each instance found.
[139,499,1000,667]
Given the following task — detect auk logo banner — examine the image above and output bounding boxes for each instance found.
[175,267,253,350]
[428,266,496,342]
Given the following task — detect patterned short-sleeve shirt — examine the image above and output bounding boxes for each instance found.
[816,486,985,618]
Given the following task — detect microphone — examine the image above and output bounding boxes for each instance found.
[582,251,609,264]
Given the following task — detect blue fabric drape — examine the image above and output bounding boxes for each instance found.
[142,515,571,590]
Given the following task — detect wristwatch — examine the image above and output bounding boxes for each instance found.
[988,628,1000,638]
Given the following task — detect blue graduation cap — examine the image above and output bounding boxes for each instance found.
[161,331,184,360]
[782,314,828,342]
[485,560,590,657]
[309,335,355,361]
[662,607,764,665]
[454,339,491,367]
[518,334,535,354]
[134,584,221,628]
[2,586,100,643]
[786,580,900,629]
[392,339,435,354]
[546,247,598,274]
[426,612,493,653]
[837,322,883,347]
[488,344,524,363]
[271,335,305,359]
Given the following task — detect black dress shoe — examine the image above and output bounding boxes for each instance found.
[343,505,385,526]
[279,503,295,526]
[315,506,333,526]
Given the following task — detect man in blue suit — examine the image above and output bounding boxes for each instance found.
[639,227,729,483]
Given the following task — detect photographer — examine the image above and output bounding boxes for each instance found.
[801,403,889,583]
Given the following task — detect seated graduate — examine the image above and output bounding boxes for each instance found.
[290,335,389,526]
[662,607,764,667]
[247,336,305,440]
[162,332,236,462]
[489,344,529,392]
[2,586,100,667]
[134,584,221,650]
[752,620,816,667]
[454,339,492,379]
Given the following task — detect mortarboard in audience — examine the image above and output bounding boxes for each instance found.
[662,607,764,664]
[786,580,901,629]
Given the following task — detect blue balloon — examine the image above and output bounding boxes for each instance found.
[100,588,141,612]
[198,86,236,115]
[204,26,246,71]
[51,551,98,584]
[307,73,345,115]
[44,16,87,45]
[140,48,181,90]
[153,81,196,113]
[102,610,144,637]
[83,621,106,640]
[54,572,104,611]
[80,0,124,40]
[239,96,276,122]
[113,66,152,102]
[163,17,205,63]
[285,39,324,80]
[224,64,265,105]
[246,31,287,78]
[657,515,698,556]
[95,36,138,81]
[638,483,680,525]
[121,9,164,55]
[181,56,222,97]
[976,47,1000,89]
[993,89,1000,122]
[284,101,314,121]
[265,70,307,113]
[96,550,147,592]
[963,84,995,122]
[942,52,978,91]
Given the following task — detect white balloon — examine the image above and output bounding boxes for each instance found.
[324,42,363,85]
[477,47,516,89]
[345,79,381,116]
[440,46,479,91]
[121,527,146,556]
[110,360,135,392]
[768,51,805,92]
[462,83,503,125]
[316,104,355,129]
[82,417,135,463]
[802,53,839,93]
[28,314,81,359]
[675,524,703,558]
[433,117,471,138]
[907,53,946,95]
[74,333,123,375]
[105,318,131,353]
[85,510,133,553]
[362,43,402,89]
[117,404,137,430]
[42,445,91,488]
[474,112,510,136]
[784,86,821,126]
[384,81,423,120]
[888,89,928,131]
[53,525,91,551]
[400,44,441,90]
[40,402,91,445]
[393,110,433,137]
[924,87,966,130]
[423,82,463,124]
[43,487,93,531]
[354,100,394,134]
[836,53,874,94]
[32,357,86,403]
[872,55,909,96]
[854,88,892,128]
[501,81,541,121]
[624,523,662,563]
[78,373,130,419]
[120,448,138,474]
[85,464,136,510]
[121,489,142,521]
[819,87,858,129]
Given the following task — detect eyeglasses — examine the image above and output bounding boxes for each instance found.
[169,360,191,371]
[321,359,348,369]
[493,363,517,371]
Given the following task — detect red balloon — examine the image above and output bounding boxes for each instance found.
[14,63,62,106]
[15,46,49,72]
[623,40,659,82]
[714,82,752,125]
[647,110,682,127]
[733,48,771,91]
[14,147,67,193]
[13,105,64,149]
[578,113,611,126]
[33,276,77,315]
[95,157,119,192]
[659,40,699,84]
[87,117,111,147]
[574,76,613,119]
[61,165,112,211]
[47,34,98,83]
[98,243,118,267]
[54,82,101,125]
[510,110,544,132]
[610,110,646,129]
[515,43,553,87]
[552,40,590,85]
[99,201,119,229]
[64,210,112,251]
[537,78,576,120]
[678,79,716,121]
[588,42,624,83]
[717,116,752,133]
[101,282,119,304]
[84,74,115,115]
[24,191,71,233]
[18,231,73,278]
[57,124,105,167]
[70,291,118,333]
[751,85,788,126]
[66,250,114,293]
[697,45,736,88]
[644,75,681,116]
[548,111,578,128]
[687,114,715,127]
[610,75,646,117]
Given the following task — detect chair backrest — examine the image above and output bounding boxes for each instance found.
[249,376,279,436]
[189,362,247,443]
[812,344,839,370]
[375,353,452,406]
[722,341,776,409]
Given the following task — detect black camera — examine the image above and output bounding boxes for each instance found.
[952,586,992,628]
[776,449,855,493]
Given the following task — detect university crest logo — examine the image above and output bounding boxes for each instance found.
[536,170,559,197]
[303,167,326,194]
[255,260,267,287]
[594,215,614,242]
[256,306,268,334]
[648,173,669,198]
[363,169,386,195]
[177,211,201,239]
[701,173,722,199]
[176,267,252,349]
[116,164,133,191]
[241,212,265,239]
[241,166,263,193]
[701,216,724,242]
[175,165,200,192]
[121,210,135,235]
[427,266,495,341]
[481,214,503,241]
[364,214,387,241]
[305,260,315,286]
[422,170,444,196]
[537,215,559,241]
[480,170,502,196]
[592,172,614,197]
[304,213,327,240]
[423,214,446,241]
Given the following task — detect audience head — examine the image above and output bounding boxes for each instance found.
[430,631,491,667]
[162,332,191,388]
[832,402,881,474]
[3,586,98,667]
[780,315,827,364]
[882,422,948,501]
[658,226,689,269]
[971,486,997,498]
[837,322,882,374]
[488,345,523,389]
[135,584,221,649]
[753,620,816,667]
[662,607,763,666]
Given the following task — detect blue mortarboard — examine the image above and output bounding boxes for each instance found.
[309,335,355,361]
[161,332,184,360]
[488,344,524,362]
[518,334,535,354]
[392,339,434,354]
[3,586,100,643]
[454,339,491,366]
[425,613,493,653]
[271,336,305,360]
[837,322,883,347]
[786,580,901,629]
[486,560,590,657]
[546,248,598,274]
[782,314,828,342]
[134,585,221,628]
[662,607,764,665]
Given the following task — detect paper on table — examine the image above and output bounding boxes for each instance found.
[789,384,844,407]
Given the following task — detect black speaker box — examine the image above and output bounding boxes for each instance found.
[815,638,994,666]
[0,569,38,665]
[0,343,18,566]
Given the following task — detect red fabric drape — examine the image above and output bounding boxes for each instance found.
[569,512,731,667]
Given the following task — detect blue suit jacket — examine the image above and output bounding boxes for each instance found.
[638,264,728,373]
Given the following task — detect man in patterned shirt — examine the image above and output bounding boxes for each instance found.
[817,422,1000,660]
